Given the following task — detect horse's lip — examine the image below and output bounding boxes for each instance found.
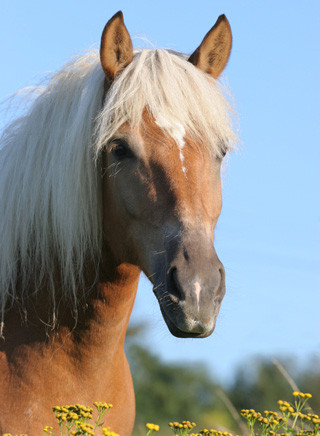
[156,296,212,338]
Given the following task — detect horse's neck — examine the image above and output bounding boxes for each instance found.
[76,263,141,359]
[0,264,140,434]
[1,263,141,367]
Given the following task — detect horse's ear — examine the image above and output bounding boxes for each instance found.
[100,11,133,81]
[188,15,232,79]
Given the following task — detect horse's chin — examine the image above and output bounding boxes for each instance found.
[157,300,215,339]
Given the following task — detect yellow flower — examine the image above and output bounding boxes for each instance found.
[102,428,119,436]
[146,423,160,431]
[292,392,312,398]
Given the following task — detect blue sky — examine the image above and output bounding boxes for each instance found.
[0,0,319,382]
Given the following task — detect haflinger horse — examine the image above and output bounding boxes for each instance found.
[0,11,236,435]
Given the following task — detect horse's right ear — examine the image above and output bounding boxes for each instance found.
[100,11,133,81]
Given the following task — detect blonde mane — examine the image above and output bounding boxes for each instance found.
[0,48,237,318]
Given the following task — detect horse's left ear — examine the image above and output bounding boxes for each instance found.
[100,11,133,81]
[188,15,232,79]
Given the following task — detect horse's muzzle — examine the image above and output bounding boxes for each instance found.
[153,241,226,338]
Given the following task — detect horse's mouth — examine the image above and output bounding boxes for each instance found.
[157,299,215,339]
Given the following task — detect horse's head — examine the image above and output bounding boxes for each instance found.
[98,12,234,338]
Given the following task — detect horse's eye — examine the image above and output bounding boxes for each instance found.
[110,140,134,160]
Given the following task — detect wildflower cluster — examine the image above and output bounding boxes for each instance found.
[93,403,113,430]
[93,403,113,409]
[71,422,95,436]
[53,405,93,423]
[200,430,234,436]
[1,392,319,436]
[167,424,234,436]
[240,392,319,436]
[42,402,116,436]
[169,421,197,435]
[101,427,119,436]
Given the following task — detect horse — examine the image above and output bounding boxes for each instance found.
[0,11,236,435]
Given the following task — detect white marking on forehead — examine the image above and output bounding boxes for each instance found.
[194,281,201,311]
[155,116,186,175]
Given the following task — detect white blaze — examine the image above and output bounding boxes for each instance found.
[194,281,202,311]
[155,117,186,174]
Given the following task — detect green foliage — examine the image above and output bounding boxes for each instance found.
[128,342,218,426]
[125,323,320,436]
[228,360,293,412]
[125,323,225,434]
[228,358,320,413]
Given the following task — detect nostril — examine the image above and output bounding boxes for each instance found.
[167,267,184,301]
[217,264,226,300]
[183,248,189,262]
